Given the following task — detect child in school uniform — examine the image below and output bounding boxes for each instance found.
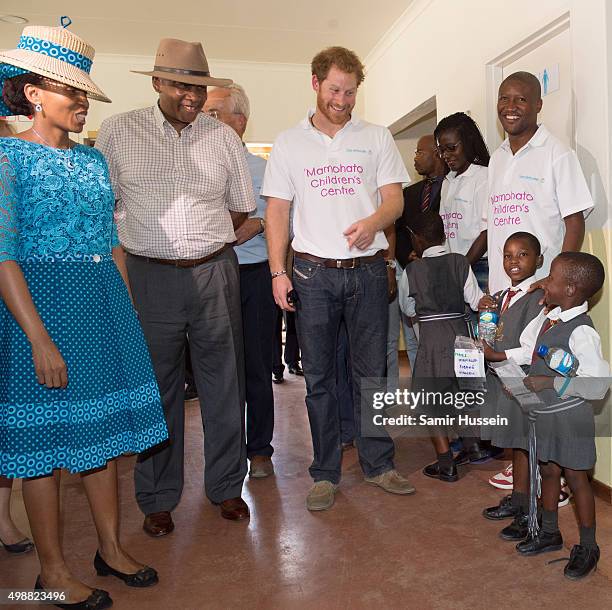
[398,211,482,482]
[483,252,610,579]
[480,232,545,540]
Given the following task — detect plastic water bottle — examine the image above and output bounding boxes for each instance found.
[478,309,499,345]
[537,345,579,377]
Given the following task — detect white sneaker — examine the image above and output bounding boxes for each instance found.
[488,462,513,489]
[559,481,572,508]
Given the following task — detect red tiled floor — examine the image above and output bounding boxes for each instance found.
[2,370,611,609]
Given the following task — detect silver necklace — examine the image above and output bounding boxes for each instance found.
[32,128,75,171]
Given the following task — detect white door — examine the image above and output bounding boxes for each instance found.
[501,27,573,148]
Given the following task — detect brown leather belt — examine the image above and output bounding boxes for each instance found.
[294,250,383,269]
[128,244,230,268]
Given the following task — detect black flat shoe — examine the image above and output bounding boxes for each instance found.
[35,576,112,610]
[272,372,284,384]
[564,544,600,580]
[483,494,518,520]
[516,530,563,555]
[500,513,529,541]
[0,536,34,554]
[288,364,304,376]
[423,461,458,482]
[94,551,159,588]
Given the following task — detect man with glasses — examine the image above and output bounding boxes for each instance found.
[203,84,276,480]
[96,38,255,535]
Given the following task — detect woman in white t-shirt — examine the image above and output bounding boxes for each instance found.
[435,112,490,290]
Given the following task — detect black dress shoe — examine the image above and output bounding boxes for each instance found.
[564,544,600,580]
[288,363,304,376]
[0,536,34,554]
[483,494,518,520]
[516,530,563,555]
[500,512,529,540]
[272,371,284,384]
[94,551,158,588]
[454,441,492,465]
[423,461,458,482]
[142,511,174,537]
[35,576,112,610]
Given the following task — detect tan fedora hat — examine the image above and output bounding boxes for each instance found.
[132,38,232,87]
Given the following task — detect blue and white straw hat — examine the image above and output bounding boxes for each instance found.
[0,18,110,116]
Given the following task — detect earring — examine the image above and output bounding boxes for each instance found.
[34,103,42,112]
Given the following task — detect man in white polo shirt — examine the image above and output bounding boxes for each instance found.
[263,46,415,512]
[487,71,593,294]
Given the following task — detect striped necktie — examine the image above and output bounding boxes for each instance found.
[421,178,435,212]
[500,289,518,314]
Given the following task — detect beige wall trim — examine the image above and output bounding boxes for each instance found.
[388,95,436,136]
[592,477,612,504]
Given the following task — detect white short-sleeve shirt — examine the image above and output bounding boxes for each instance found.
[439,163,488,257]
[261,110,410,258]
[487,125,594,293]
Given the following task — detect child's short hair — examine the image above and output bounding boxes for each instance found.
[409,211,445,245]
[556,252,605,299]
[505,231,541,256]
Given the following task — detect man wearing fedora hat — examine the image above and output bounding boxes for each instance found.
[96,38,256,533]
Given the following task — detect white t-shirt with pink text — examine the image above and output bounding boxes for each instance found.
[486,125,593,293]
[439,163,488,257]
[261,110,409,259]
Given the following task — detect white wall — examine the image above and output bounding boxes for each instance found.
[86,56,315,142]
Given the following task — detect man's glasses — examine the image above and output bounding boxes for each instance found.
[160,79,207,94]
[204,109,243,119]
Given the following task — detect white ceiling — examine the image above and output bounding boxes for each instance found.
[0,1,412,63]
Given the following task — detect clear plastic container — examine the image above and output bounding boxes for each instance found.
[478,309,499,345]
[536,345,579,377]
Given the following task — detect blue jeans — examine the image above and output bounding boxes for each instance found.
[387,297,400,392]
[293,256,395,484]
[337,321,355,444]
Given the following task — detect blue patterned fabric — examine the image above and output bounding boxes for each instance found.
[17,36,93,73]
[0,138,168,478]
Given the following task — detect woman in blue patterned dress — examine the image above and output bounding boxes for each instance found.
[0,24,168,609]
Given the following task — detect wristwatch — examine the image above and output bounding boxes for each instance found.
[385,259,397,269]
[258,218,265,234]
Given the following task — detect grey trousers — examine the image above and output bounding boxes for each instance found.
[127,248,247,513]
